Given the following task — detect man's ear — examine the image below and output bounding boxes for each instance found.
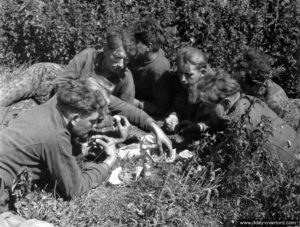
[200,67,207,75]
[70,114,80,126]
[220,99,231,112]
[147,43,153,52]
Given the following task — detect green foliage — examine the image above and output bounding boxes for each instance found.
[1,0,299,94]
[195,100,300,223]
[175,0,300,96]
[0,0,177,65]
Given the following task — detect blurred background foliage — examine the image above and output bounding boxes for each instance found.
[0,0,299,96]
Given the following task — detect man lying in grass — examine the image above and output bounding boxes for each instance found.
[54,28,137,105]
[195,72,299,169]
[232,49,300,131]
[0,28,136,107]
[0,79,120,226]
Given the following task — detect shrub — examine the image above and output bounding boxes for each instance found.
[175,0,300,96]
[1,0,299,94]
[196,103,300,222]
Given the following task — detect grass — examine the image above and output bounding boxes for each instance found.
[13,155,223,227]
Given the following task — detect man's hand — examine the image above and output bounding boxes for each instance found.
[175,120,208,135]
[149,122,175,162]
[164,113,179,133]
[134,98,144,109]
[81,141,91,156]
[92,135,117,168]
[114,115,130,142]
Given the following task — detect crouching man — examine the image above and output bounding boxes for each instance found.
[0,79,118,226]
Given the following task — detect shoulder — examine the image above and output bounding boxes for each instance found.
[73,48,98,61]
[154,49,171,70]
[264,79,289,110]
[123,68,134,81]
[265,80,287,97]
[79,47,97,54]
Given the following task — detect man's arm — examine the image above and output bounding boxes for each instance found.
[117,69,135,104]
[108,96,174,160]
[44,135,115,199]
[54,48,96,86]
[109,95,154,131]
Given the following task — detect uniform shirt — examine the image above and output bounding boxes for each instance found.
[261,79,300,131]
[54,48,135,104]
[0,97,110,199]
[226,95,300,169]
[128,49,171,116]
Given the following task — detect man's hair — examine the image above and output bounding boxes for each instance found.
[105,28,136,58]
[197,72,241,104]
[133,19,166,52]
[176,47,208,72]
[57,79,107,117]
[233,48,272,83]
[85,75,114,104]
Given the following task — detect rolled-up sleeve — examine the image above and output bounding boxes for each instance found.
[117,69,135,104]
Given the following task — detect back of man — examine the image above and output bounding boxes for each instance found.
[129,19,172,116]
[128,48,171,115]
[0,80,114,211]
[0,97,69,189]
[227,96,300,169]
[0,79,117,226]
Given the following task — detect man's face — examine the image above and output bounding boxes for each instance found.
[178,62,206,88]
[232,69,262,97]
[70,112,101,140]
[105,47,128,74]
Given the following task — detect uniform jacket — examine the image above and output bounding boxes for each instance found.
[54,48,135,104]
[0,97,110,199]
[226,95,300,168]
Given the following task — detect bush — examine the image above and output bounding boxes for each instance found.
[175,0,300,96]
[1,0,299,94]
[0,0,178,65]
[196,104,300,222]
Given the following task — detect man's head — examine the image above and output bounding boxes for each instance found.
[57,79,108,140]
[133,19,166,59]
[104,29,136,74]
[196,72,241,121]
[176,47,210,88]
[232,49,272,96]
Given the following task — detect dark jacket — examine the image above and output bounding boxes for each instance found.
[226,95,300,168]
[128,49,172,116]
[0,97,110,199]
[54,48,135,104]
